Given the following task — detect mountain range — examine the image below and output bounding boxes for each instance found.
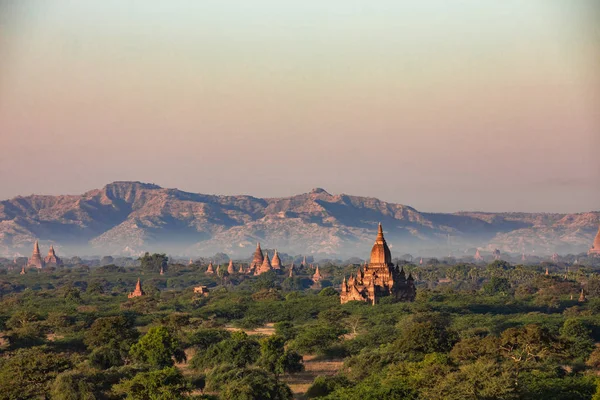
[0,181,598,258]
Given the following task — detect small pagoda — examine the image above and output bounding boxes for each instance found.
[255,252,273,275]
[44,245,63,266]
[271,250,282,270]
[27,241,45,269]
[128,278,145,298]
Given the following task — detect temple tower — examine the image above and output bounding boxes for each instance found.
[44,245,63,266]
[340,223,415,305]
[249,243,265,273]
[255,252,272,275]
[579,288,587,303]
[589,225,600,256]
[206,261,214,274]
[312,265,322,283]
[271,250,282,270]
[227,260,235,274]
[27,241,45,269]
[128,278,144,298]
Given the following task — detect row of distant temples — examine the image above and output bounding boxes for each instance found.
[24,223,600,306]
[204,244,323,282]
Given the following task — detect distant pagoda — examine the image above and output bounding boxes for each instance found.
[206,261,215,274]
[227,260,235,274]
[255,251,272,275]
[312,265,322,283]
[44,245,63,266]
[271,250,282,270]
[589,225,600,257]
[249,243,265,273]
[128,278,144,298]
[27,241,45,269]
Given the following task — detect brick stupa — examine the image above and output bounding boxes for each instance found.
[255,252,272,275]
[271,250,282,270]
[206,261,214,274]
[44,245,63,266]
[227,260,235,274]
[27,241,45,269]
[249,243,265,273]
[128,278,144,298]
[589,225,600,257]
[312,265,322,283]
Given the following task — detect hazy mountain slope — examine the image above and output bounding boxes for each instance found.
[0,182,597,257]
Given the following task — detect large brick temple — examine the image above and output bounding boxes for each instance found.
[340,223,416,305]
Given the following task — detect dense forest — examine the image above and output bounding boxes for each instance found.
[2,253,600,399]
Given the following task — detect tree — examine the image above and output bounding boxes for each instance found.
[306,375,351,399]
[191,331,260,370]
[450,336,500,364]
[100,256,114,266]
[130,326,186,368]
[139,253,168,273]
[319,287,339,297]
[483,276,511,295]
[5,310,45,348]
[560,319,594,360]
[290,324,344,355]
[425,360,515,400]
[112,367,191,400]
[219,368,293,400]
[257,335,304,378]
[274,321,297,341]
[50,370,96,400]
[499,324,562,379]
[87,279,105,295]
[0,347,72,398]
[84,315,139,368]
[397,313,458,355]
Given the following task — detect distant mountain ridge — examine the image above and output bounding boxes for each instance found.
[0,181,598,257]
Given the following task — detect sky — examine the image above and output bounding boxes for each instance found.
[0,1,599,213]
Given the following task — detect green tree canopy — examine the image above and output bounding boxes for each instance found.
[139,253,168,273]
[130,326,186,368]
[112,367,191,400]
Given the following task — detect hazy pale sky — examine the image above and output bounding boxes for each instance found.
[1,1,599,213]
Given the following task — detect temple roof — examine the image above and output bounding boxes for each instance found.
[370,223,392,265]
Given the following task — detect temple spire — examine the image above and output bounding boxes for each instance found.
[589,224,600,256]
[376,222,384,242]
